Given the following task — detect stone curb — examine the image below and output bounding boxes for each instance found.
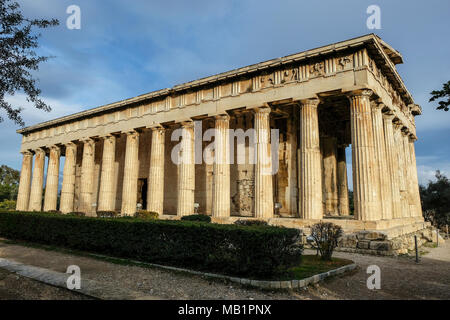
[0,258,161,300]
[110,256,357,290]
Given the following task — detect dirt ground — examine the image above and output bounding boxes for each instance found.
[0,239,448,300]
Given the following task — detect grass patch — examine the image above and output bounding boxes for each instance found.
[280,255,353,281]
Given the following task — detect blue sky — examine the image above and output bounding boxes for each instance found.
[1,0,449,188]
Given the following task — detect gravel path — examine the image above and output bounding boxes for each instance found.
[0,239,448,300]
[0,268,91,300]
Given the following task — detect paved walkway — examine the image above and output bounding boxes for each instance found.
[0,239,448,300]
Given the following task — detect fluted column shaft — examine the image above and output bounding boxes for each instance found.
[347,90,380,221]
[372,103,392,219]
[80,139,96,215]
[394,124,409,218]
[383,114,402,219]
[121,131,140,216]
[408,137,422,218]
[337,146,349,215]
[16,151,33,211]
[299,99,322,219]
[43,146,61,211]
[402,131,415,217]
[212,115,230,217]
[147,127,165,214]
[177,122,195,216]
[60,142,77,213]
[28,148,46,211]
[98,135,116,212]
[322,136,338,216]
[254,107,274,219]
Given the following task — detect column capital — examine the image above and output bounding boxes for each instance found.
[21,150,33,156]
[298,98,320,108]
[180,120,195,128]
[124,129,139,136]
[34,147,46,155]
[64,141,78,148]
[346,88,374,99]
[80,137,95,144]
[49,145,61,152]
[252,106,271,114]
[150,125,166,132]
[214,114,230,121]
[409,133,418,142]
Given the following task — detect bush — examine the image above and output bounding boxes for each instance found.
[310,222,343,261]
[0,211,303,278]
[97,211,119,218]
[234,219,268,227]
[67,212,85,217]
[180,214,211,223]
[134,211,158,220]
[0,200,16,211]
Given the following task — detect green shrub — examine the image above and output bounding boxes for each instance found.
[96,211,118,218]
[134,211,158,220]
[0,200,16,211]
[234,219,268,227]
[0,211,303,278]
[310,222,343,261]
[180,214,211,223]
[66,212,86,217]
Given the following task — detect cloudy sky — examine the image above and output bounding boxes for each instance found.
[1,0,449,188]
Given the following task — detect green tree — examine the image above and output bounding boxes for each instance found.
[429,80,450,111]
[420,170,450,229]
[0,164,19,201]
[0,0,59,125]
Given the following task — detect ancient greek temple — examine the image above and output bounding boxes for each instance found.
[15,34,428,250]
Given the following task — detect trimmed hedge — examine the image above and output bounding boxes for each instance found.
[0,211,303,278]
[180,214,211,223]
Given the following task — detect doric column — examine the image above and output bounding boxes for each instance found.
[347,89,380,221]
[298,99,322,219]
[393,122,409,218]
[43,146,61,211]
[322,136,338,216]
[28,148,46,211]
[121,130,140,216]
[336,146,350,216]
[382,113,402,219]
[402,129,415,217]
[147,127,165,214]
[60,142,77,213]
[254,107,274,219]
[177,122,195,216]
[16,151,33,211]
[79,138,96,215]
[97,135,116,212]
[371,102,392,220]
[408,135,422,218]
[212,115,230,217]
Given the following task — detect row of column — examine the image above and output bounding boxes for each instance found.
[16,91,422,221]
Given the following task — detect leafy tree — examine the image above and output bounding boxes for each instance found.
[429,80,450,111]
[310,222,343,261]
[420,170,450,229]
[0,164,19,201]
[0,0,59,125]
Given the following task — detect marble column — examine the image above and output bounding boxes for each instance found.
[336,146,350,216]
[254,107,274,219]
[28,148,46,211]
[79,138,96,215]
[347,90,380,221]
[402,129,415,217]
[382,113,402,219]
[97,135,116,212]
[393,122,409,218]
[371,102,392,220]
[60,142,77,213]
[43,146,61,211]
[121,130,140,216]
[299,99,323,219]
[147,127,165,214]
[16,151,33,211]
[177,122,195,216]
[212,115,231,217]
[408,135,422,218]
[322,136,338,216]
